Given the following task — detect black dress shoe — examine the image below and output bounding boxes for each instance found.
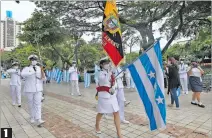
[18,105,21,108]
[191,102,197,105]
[198,104,205,108]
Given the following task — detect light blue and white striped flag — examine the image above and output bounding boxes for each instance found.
[55,69,60,80]
[63,70,67,82]
[51,68,55,80]
[56,70,62,83]
[128,41,166,131]
[53,68,57,79]
[66,71,70,82]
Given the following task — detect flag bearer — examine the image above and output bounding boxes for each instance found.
[21,54,45,127]
[95,57,123,138]
[114,67,130,124]
[7,61,22,107]
[68,61,81,96]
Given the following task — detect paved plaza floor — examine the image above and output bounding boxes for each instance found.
[0,79,211,138]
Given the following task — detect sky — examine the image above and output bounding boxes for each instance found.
[1,1,188,53]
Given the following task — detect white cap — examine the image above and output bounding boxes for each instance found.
[28,54,38,60]
[99,56,109,61]
[12,62,19,66]
[99,56,110,65]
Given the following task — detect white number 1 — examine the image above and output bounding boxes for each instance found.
[4,129,8,137]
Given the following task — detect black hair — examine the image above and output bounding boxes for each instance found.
[99,59,109,69]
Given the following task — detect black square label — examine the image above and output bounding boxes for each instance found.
[1,128,12,138]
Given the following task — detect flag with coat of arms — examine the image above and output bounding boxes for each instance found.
[102,0,124,66]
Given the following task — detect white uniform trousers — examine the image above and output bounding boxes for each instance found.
[116,88,126,121]
[71,80,81,95]
[126,77,131,88]
[10,85,21,105]
[25,92,42,120]
[180,77,188,94]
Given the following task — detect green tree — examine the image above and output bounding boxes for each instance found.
[164,26,211,61]
[19,11,73,65]
[125,52,139,64]
[78,44,101,70]
[11,44,38,67]
[34,1,211,53]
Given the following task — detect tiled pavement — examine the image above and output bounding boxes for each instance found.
[0,79,211,138]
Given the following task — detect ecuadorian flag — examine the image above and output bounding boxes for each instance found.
[102,0,123,66]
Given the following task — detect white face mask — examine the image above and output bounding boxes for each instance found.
[103,64,110,70]
[13,66,18,69]
[31,61,37,66]
[73,64,76,67]
[180,61,183,64]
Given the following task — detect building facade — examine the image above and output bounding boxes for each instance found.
[0,11,22,51]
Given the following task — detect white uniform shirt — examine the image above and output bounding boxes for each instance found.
[114,67,124,89]
[179,63,188,78]
[21,65,43,92]
[98,70,115,99]
[68,66,78,81]
[7,68,21,86]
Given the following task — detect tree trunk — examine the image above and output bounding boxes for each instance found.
[137,24,155,54]
[162,2,185,54]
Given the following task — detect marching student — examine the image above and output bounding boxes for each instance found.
[21,54,45,127]
[6,61,22,107]
[36,62,46,102]
[179,60,189,94]
[114,66,130,124]
[95,57,123,138]
[68,61,81,96]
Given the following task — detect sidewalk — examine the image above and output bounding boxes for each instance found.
[1,79,211,138]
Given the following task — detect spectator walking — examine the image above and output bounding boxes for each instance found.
[188,61,205,108]
[163,61,168,88]
[167,57,181,109]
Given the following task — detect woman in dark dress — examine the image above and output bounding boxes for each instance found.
[167,57,181,109]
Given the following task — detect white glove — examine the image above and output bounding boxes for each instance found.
[42,77,46,81]
[109,88,115,94]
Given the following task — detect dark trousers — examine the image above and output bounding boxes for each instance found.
[164,78,167,88]
[171,88,179,108]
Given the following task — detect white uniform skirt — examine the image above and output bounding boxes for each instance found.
[97,92,119,114]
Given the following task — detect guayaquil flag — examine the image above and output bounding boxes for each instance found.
[102,0,123,66]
